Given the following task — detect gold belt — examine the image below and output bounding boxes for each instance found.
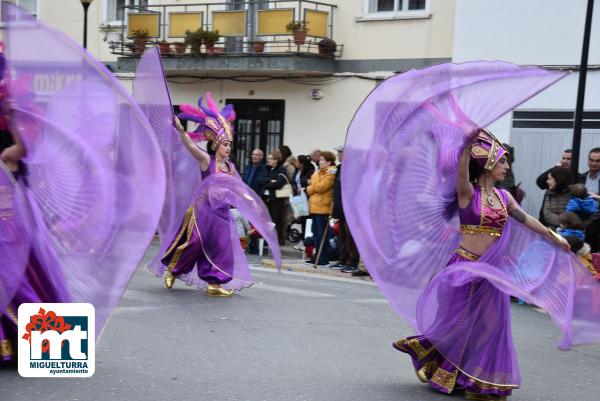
[455,247,480,261]
[460,224,502,237]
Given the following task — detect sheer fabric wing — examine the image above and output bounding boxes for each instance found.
[132,47,200,277]
[0,161,30,312]
[3,3,166,337]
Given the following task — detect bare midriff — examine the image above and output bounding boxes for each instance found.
[458,233,499,257]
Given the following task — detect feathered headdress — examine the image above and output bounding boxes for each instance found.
[177,92,236,150]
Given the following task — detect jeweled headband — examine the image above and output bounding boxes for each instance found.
[470,129,508,171]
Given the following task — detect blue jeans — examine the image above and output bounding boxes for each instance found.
[311,214,330,265]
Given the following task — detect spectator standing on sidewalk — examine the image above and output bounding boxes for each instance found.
[536,149,572,224]
[578,148,600,251]
[542,166,572,231]
[259,149,290,245]
[243,148,267,195]
[306,151,337,266]
[330,145,363,275]
[309,148,321,171]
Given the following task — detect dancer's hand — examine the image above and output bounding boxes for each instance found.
[547,228,571,252]
[173,116,185,135]
[558,236,570,252]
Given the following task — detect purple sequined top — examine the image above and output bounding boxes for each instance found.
[458,185,508,237]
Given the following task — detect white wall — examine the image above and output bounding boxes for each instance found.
[485,71,600,143]
[453,0,600,65]
[119,75,376,155]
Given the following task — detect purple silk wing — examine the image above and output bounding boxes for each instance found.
[0,162,30,313]
[132,47,200,277]
[195,174,281,275]
[2,3,166,337]
[205,174,282,270]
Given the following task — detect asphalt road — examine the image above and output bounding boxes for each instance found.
[1,253,599,401]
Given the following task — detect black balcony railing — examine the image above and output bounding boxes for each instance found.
[109,1,341,58]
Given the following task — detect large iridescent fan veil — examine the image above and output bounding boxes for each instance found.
[344,61,600,351]
[132,47,200,278]
[2,2,166,337]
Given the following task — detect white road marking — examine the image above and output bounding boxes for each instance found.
[253,282,335,298]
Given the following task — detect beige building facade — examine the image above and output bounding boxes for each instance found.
[3,0,455,168]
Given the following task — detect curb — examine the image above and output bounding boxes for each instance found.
[260,258,373,282]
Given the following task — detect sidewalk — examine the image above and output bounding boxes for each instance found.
[254,244,373,282]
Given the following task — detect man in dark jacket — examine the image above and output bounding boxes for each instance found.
[536,149,572,224]
[243,148,267,195]
[330,145,364,275]
[578,148,600,251]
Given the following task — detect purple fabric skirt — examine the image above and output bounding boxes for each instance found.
[161,206,233,286]
[1,251,67,364]
[394,248,518,397]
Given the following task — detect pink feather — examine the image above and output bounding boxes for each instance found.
[204,91,220,113]
[226,110,236,122]
[179,103,206,118]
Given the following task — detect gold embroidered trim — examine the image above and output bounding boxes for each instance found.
[455,247,481,261]
[396,338,434,360]
[430,366,459,391]
[6,306,18,324]
[166,207,196,273]
[0,339,13,357]
[164,205,194,257]
[460,225,502,237]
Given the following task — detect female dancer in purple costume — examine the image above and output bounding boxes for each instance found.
[394,130,569,400]
[161,95,248,297]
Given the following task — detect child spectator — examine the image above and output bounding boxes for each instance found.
[557,212,585,241]
[566,183,597,221]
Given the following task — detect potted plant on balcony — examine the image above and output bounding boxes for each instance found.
[250,40,265,53]
[158,40,171,55]
[185,29,204,55]
[131,29,149,54]
[317,38,336,56]
[173,42,187,55]
[286,20,308,45]
[203,30,220,53]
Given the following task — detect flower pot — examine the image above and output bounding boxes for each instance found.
[173,42,186,54]
[292,30,307,45]
[318,45,335,56]
[251,41,265,53]
[133,37,148,54]
[158,42,171,55]
[204,41,215,52]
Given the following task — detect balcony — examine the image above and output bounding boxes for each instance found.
[110,1,341,76]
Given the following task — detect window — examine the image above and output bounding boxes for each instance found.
[105,0,148,24]
[3,0,38,17]
[365,0,428,16]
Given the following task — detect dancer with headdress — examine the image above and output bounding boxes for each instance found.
[343,61,600,400]
[158,93,281,296]
[160,95,243,297]
[0,3,165,363]
[132,48,281,297]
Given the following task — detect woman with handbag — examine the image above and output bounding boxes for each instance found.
[261,149,291,245]
[307,151,337,266]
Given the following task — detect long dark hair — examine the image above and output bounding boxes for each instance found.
[548,166,572,193]
[279,145,292,161]
[468,158,484,183]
